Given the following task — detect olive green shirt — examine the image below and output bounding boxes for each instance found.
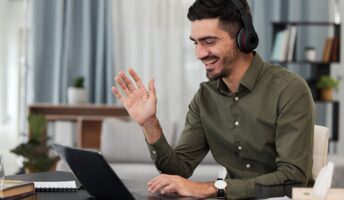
[147,53,314,199]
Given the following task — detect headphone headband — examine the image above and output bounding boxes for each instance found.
[231,0,245,13]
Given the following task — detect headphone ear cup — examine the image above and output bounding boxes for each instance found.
[236,28,247,53]
[237,28,259,53]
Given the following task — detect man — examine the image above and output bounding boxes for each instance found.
[112,0,314,199]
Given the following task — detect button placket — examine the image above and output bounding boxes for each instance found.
[232,93,240,129]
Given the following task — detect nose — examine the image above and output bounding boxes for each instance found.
[195,44,209,60]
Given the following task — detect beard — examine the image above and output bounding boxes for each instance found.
[205,48,240,81]
[206,68,229,81]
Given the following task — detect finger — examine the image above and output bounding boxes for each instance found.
[148,179,163,193]
[128,68,146,89]
[148,174,166,186]
[160,183,177,195]
[119,71,137,93]
[115,75,131,96]
[111,87,126,103]
[148,177,169,193]
[148,79,156,101]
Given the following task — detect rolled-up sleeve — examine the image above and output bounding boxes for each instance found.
[146,90,209,177]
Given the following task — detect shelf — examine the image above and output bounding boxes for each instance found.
[271,60,339,65]
[315,100,340,103]
[272,21,341,64]
[272,21,340,26]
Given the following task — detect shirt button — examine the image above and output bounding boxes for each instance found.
[246,164,251,169]
[152,150,156,154]
[234,121,239,126]
[238,146,242,150]
[234,96,239,101]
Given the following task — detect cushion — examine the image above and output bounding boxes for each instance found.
[109,163,159,182]
[100,118,175,163]
[313,125,329,178]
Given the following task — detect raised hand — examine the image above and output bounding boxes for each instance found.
[112,68,157,126]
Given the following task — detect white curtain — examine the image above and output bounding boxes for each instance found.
[0,0,25,125]
[0,1,8,123]
[111,0,206,123]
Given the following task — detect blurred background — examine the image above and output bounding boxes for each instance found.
[0,0,343,175]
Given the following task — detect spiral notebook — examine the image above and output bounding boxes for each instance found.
[34,180,79,191]
[5,171,81,192]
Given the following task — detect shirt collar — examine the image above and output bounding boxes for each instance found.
[217,52,264,94]
[240,53,264,91]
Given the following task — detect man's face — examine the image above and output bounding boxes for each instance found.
[190,18,239,80]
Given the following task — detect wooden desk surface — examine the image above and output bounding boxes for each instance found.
[28,104,129,149]
[28,103,128,118]
[6,172,198,200]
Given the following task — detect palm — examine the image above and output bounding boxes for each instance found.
[112,69,157,126]
[122,88,156,125]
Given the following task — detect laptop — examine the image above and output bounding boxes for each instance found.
[53,144,196,200]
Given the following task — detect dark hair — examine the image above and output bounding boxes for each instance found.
[187,0,252,38]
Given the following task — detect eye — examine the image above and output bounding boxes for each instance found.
[204,38,216,45]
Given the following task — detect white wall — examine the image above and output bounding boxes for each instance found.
[0,1,9,123]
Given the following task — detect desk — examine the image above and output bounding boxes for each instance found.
[28,104,129,149]
[6,172,198,200]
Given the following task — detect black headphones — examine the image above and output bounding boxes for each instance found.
[231,0,259,53]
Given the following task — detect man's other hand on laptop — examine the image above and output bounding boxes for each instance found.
[148,174,216,199]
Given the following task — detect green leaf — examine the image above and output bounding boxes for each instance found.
[317,76,339,89]
[74,76,85,88]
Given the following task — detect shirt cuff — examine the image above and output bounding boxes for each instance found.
[225,179,255,199]
[146,133,170,163]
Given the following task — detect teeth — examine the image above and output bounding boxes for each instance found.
[205,59,217,65]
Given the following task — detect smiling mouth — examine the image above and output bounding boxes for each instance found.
[203,57,219,67]
[205,59,217,65]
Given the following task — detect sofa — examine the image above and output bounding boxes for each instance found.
[56,117,221,182]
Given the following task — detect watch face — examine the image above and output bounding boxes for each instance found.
[214,180,227,189]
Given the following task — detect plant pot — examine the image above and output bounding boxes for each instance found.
[320,88,333,101]
[67,87,88,104]
[24,158,59,174]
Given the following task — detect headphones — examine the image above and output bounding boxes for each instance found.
[231,0,259,53]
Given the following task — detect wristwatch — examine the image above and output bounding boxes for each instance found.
[214,178,227,199]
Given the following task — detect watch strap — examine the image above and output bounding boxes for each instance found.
[216,178,226,199]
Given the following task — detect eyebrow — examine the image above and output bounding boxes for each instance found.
[189,36,218,42]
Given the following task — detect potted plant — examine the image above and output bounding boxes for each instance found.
[11,114,59,173]
[67,76,88,104]
[317,75,340,101]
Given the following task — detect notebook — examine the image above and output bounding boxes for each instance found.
[34,180,78,191]
[4,171,81,192]
[0,179,35,199]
